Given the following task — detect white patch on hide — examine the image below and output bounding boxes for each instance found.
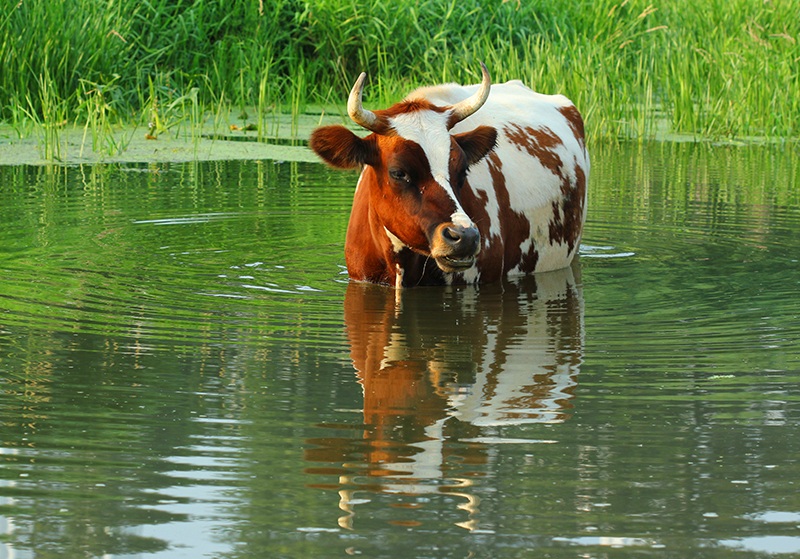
[384,227,406,253]
[389,110,474,228]
[450,212,472,228]
[461,267,480,283]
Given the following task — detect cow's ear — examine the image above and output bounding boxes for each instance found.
[309,126,378,169]
[454,125,497,165]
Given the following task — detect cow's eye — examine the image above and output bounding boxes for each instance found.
[389,168,409,183]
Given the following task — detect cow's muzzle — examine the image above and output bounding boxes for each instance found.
[431,223,481,273]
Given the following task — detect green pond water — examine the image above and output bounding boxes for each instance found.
[1,142,799,558]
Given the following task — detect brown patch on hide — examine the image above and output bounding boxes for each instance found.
[379,99,447,121]
[519,241,540,274]
[548,161,586,254]
[504,124,565,179]
[557,105,587,148]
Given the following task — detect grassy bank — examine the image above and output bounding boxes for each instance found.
[1,0,799,151]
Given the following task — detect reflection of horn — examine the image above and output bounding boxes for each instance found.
[447,477,481,531]
[338,484,356,530]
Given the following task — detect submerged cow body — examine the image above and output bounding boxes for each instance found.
[310,63,589,288]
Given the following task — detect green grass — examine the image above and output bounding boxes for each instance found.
[1,0,799,154]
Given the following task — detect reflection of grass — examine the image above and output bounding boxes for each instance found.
[1,0,798,160]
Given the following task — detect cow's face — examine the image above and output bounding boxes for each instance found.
[310,115,496,273]
[310,64,496,278]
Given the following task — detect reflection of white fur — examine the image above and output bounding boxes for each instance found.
[450,266,585,425]
[379,331,409,371]
[373,420,445,488]
[450,359,578,425]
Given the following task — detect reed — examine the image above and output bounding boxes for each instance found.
[1,0,798,152]
[21,68,69,161]
[76,76,139,157]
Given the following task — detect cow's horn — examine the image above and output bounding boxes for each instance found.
[448,62,492,127]
[347,72,384,133]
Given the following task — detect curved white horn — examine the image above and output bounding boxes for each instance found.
[347,72,383,133]
[449,62,492,127]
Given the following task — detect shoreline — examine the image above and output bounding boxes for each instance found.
[1,110,796,168]
[0,109,352,166]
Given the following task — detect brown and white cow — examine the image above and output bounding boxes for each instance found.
[310,63,589,288]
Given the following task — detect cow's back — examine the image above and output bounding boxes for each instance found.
[408,80,590,281]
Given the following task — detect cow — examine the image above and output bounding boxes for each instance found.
[309,63,589,288]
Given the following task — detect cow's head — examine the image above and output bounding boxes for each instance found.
[310,64,497,276]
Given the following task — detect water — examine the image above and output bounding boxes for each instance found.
[1,142,799,558]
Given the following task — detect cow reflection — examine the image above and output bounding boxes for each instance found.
[304,265,584,530]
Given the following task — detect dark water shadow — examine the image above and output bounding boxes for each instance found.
[304,264,585,530]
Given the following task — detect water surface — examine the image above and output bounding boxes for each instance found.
[1,142,799,558]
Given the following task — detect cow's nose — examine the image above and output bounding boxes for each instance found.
[441,224,480,255]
